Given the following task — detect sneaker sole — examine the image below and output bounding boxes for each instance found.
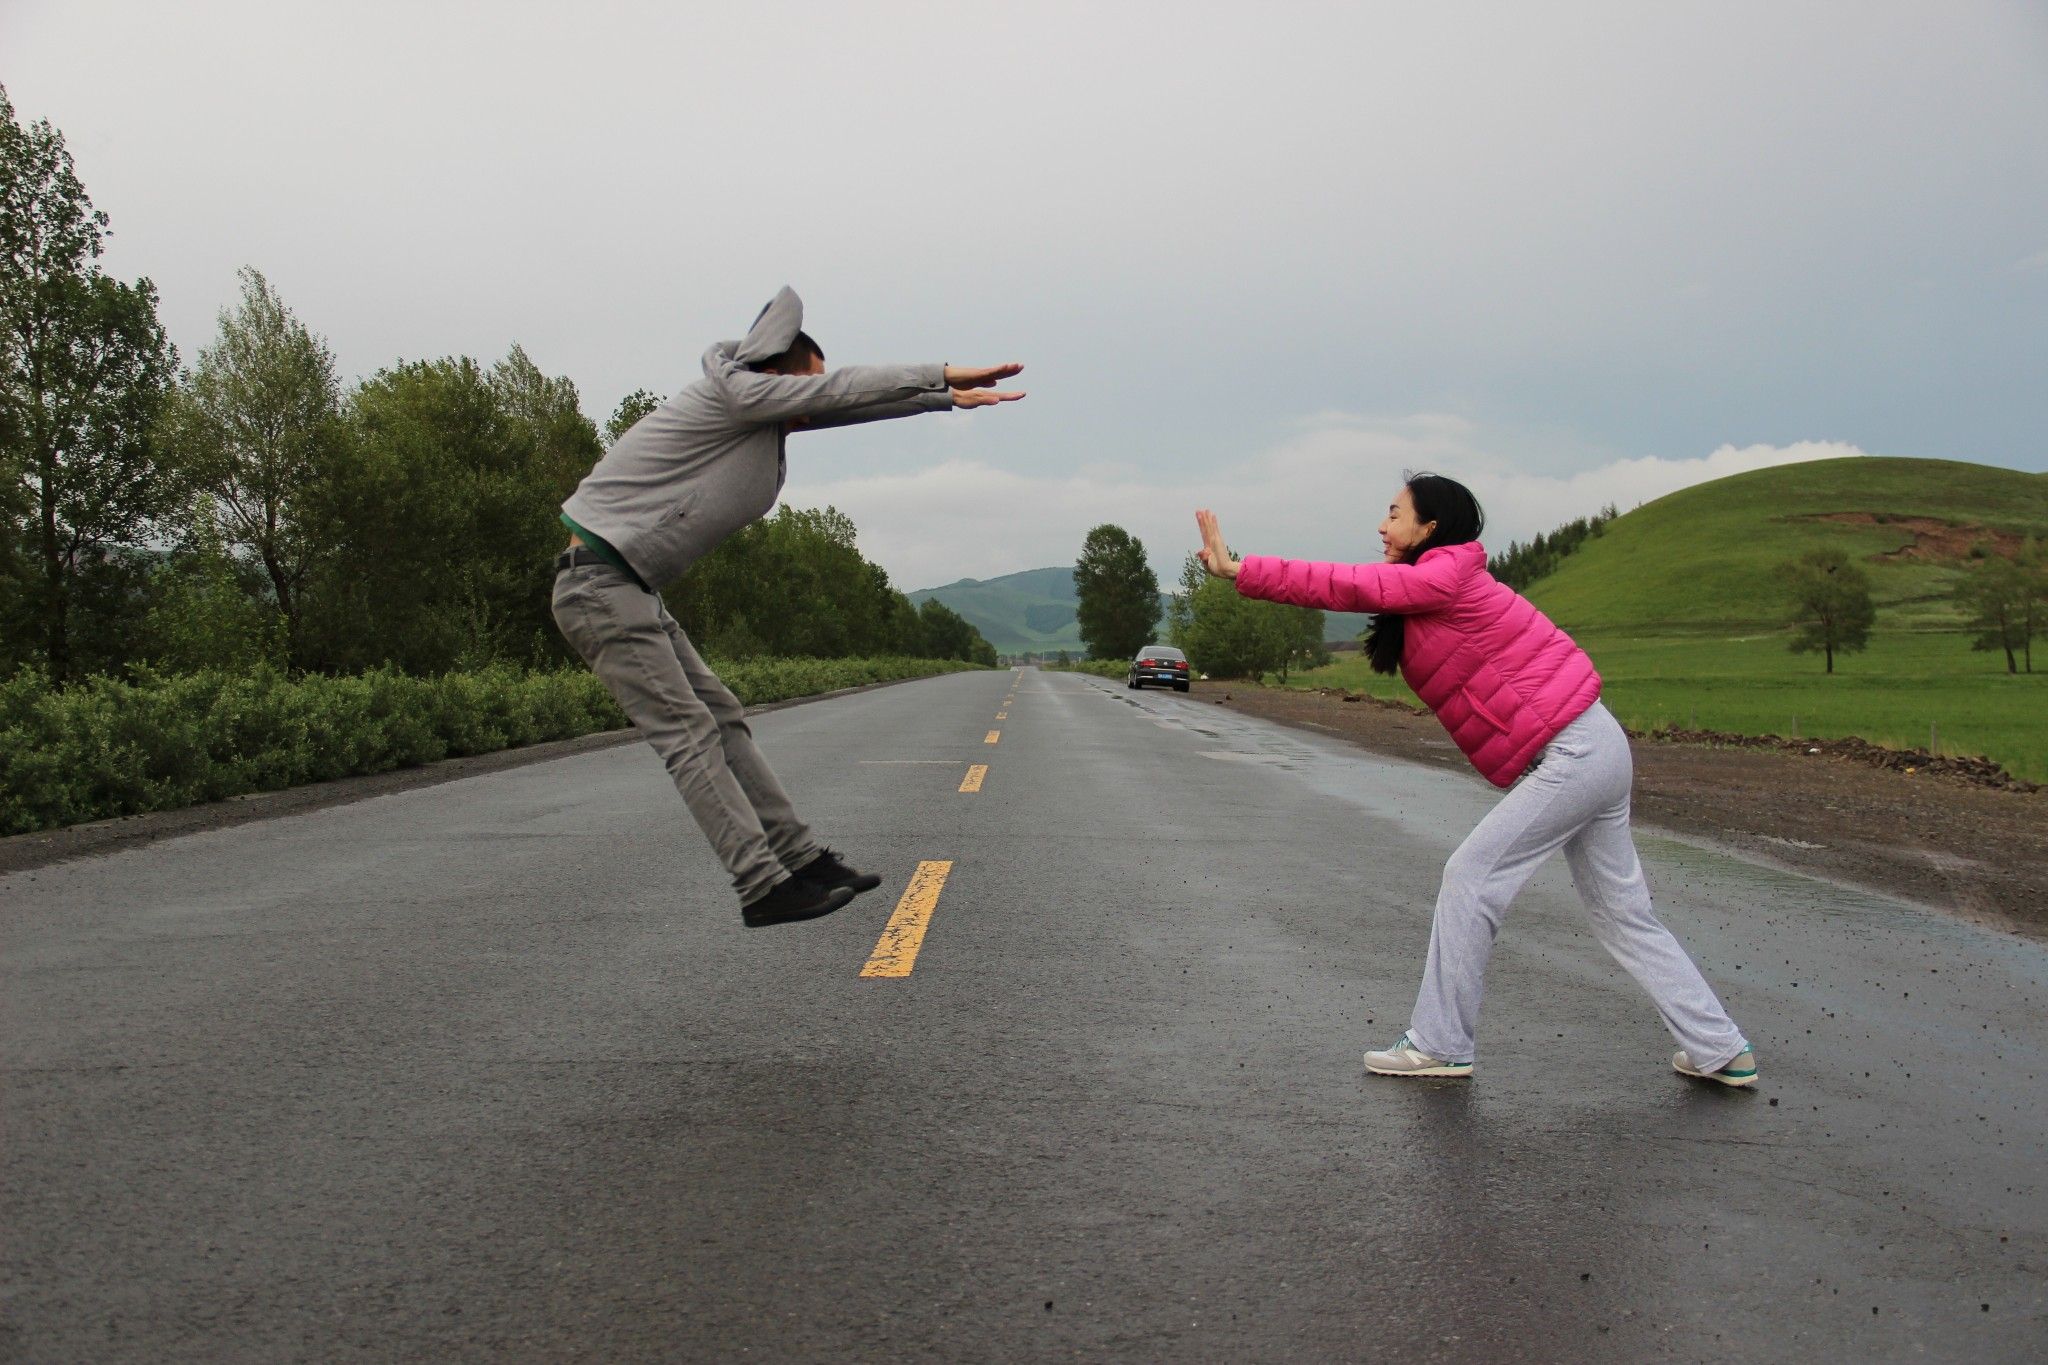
[741,887,857,928]
[1364,1060,1473,1078]
[1673,1061,1759,1088]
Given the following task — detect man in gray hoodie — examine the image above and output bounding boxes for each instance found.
[553,287,1023,927]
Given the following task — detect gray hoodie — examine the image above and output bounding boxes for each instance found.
[561,287,952,588]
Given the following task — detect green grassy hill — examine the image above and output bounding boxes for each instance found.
[909,566,1374,657]
[1527,457,2048,632]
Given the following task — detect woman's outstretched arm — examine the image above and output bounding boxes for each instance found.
[1195,510,1465,613]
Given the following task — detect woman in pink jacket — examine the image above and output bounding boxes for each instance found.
[1196,474,1755,1086]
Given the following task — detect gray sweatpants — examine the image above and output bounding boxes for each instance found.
[551,561,818,905]
[1406,701,1749,1071]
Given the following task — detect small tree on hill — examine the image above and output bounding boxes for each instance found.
[1074,523,1159,661]
[1784,546,1874,674]
[1955,539,2043,674]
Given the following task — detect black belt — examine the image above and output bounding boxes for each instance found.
[555,545,654,592]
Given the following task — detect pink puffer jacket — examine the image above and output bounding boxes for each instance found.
[1236,542,1601,787]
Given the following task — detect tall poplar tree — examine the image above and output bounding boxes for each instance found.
[168,267,344,662]
[0,85,176,681]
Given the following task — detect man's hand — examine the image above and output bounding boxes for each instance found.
[951,387,1026,409]
[944,361,1024,388]
[1195,509,1242,579]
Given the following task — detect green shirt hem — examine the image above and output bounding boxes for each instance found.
[559,513,650,590]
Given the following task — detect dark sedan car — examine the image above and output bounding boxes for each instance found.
[1126,644,1191,692]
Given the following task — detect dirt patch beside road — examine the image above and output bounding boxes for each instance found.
[1192,679,2048,940]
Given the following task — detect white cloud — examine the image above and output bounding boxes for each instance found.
[791,416,1866,591]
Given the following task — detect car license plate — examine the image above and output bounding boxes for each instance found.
[1156,672,1176,680]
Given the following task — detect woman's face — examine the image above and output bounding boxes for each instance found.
[1379,486,1438,562]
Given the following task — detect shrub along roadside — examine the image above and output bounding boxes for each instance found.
[1043,659,1127,679]
[0,657,982,836]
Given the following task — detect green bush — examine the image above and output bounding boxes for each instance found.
[0,656,979,836]
[1043,659,1128,679]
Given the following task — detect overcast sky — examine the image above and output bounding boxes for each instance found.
[8,1,2045,589]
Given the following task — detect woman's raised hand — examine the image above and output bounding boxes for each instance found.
[1195,509,1241,580]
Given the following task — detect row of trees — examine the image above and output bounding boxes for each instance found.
[0,85,993,686]
[1487,504,1618,589]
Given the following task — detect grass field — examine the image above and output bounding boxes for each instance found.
[1271,630,2048,783]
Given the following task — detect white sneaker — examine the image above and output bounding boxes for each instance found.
[1364,1033,1473,1078]
[1673,1044,1759,1088]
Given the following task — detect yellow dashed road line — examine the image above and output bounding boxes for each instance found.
[860,860,954,978]
[995,711,1008,720]
[959,764,987,793]
[985,730,1001,744]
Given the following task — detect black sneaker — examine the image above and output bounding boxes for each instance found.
[792,847,883,896]
[741,877,856,928]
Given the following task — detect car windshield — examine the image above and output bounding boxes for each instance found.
[1136,646,1184,660]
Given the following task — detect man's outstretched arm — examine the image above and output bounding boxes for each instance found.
[799,364,1027,430]
[715,359,1024,425]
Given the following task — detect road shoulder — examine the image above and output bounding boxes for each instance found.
[1184,679,2048,941]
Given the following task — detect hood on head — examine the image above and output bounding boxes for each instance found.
[734,286,803,366]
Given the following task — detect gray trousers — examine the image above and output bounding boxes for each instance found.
[1406,701,1749,1071]
[551,562,817,905]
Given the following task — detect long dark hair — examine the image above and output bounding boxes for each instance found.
[1363,472,1485,675]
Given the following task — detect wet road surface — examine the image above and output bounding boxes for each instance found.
[4,667,2043,1361]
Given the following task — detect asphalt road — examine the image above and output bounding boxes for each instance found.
[3,667,2043,1362]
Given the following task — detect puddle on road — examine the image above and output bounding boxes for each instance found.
[1636,833,1936,930]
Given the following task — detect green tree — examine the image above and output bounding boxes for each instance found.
[662,504,980,661]
[0,84,177,682]
[1178,575,1272,678]
[166,267,344,662]
[1167,551,1203,646]
[1172,549,1321,680]
[1955,542,2039,674]
[301,349,601,673]
[2025,538,2048,675]
[492,344,604,515]
[605,388,662,445]
[1272,602,1328,681]
[1074,523,1160,661]
[916,597,995,664]
[137,516,281,673]
[1783,546,1875,674]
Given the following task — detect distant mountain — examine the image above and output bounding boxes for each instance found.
[908,565,1374,658]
